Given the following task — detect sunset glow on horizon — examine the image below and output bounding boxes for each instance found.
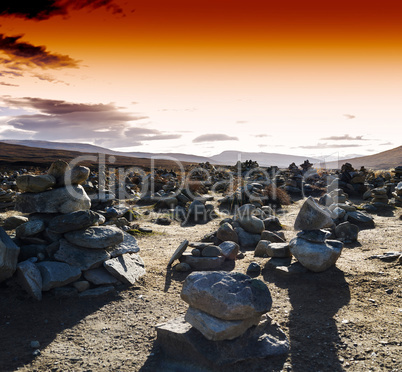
[0,0,401,160]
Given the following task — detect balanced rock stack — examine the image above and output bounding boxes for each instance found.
[289,196,343,272]
[170,239,239,271]
[392,182,402,207]
[1,160,145,301]
[169,203,284,271]
[156,271,289,369]
[370,187,389,206]
[392,166,402,181]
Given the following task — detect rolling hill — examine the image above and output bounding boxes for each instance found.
[325,146,402,170]
[0,142,193,170]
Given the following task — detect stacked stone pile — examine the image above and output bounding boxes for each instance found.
[155,271,288,369]
[0,161,145,301]
[0,169,26,211]
[289,197,344,272]
[392,182,402,207]
[392,166,402,181]
[167,203,285,271]
[370,187,389,206]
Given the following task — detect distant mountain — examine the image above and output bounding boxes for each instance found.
[0,142,192,170]
[0,140,213,164]
[324,146,402,170]
[210,151,320,168]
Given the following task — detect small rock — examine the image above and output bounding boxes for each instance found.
[15,220,45,238]
[103,253,145,285]
[167,240,189,266]
[78,286,116,298]
[16,174,56,193]
[30,341,40,349]
[216,222,238,243]
[174,262,191,272]
[219,241,239,260]
[294,196,333,231]
[201,245,221,257]
[179,254,225,270]
[247,262,261,274]
[73,280,90,292]
[3,216,29,230]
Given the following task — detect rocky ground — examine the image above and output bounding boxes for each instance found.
[0,196,401,372]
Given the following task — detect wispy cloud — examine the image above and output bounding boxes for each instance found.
[0,81,18,86]
[192,134,239,143]
[296,142,363,149]
[236,120,248,124]
[0,96,180,148]
[380,142,393,146]
[253,134,271,138]
[343,114,356,119]
[0,0,124,21]
[320,134,368,141]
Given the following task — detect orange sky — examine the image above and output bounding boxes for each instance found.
[0,0,401,159]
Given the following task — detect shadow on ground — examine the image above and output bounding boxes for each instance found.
[263,265,350,372]
[0,281,119,371]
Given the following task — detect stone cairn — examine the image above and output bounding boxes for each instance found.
[289,197,344,272]
[0,169,22,211]
[155,271,289,369]
[0,160,145,301]
[168,203,284,272]
[391,167,402,207]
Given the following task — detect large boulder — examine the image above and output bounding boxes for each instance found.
[294,196,333,231]
[15,185,91,214]
[181,271,272,320]
[48,210,105,234]
[64,226,124,249]
[16,174,56,193]
[289,238,343,272]
[0,227,20,283]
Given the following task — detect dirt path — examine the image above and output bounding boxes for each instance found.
[0,198,401,372]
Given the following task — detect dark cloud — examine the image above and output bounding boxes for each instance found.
[296,142,363,149]
[0,34,80,70]
[3,97,116,114]
[193,134,239,143]
[343,114,356,119]
[0,96,181,148]
[320,134,368,141]
[0,0,123,21]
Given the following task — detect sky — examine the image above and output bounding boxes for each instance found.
[0,0,401,161]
